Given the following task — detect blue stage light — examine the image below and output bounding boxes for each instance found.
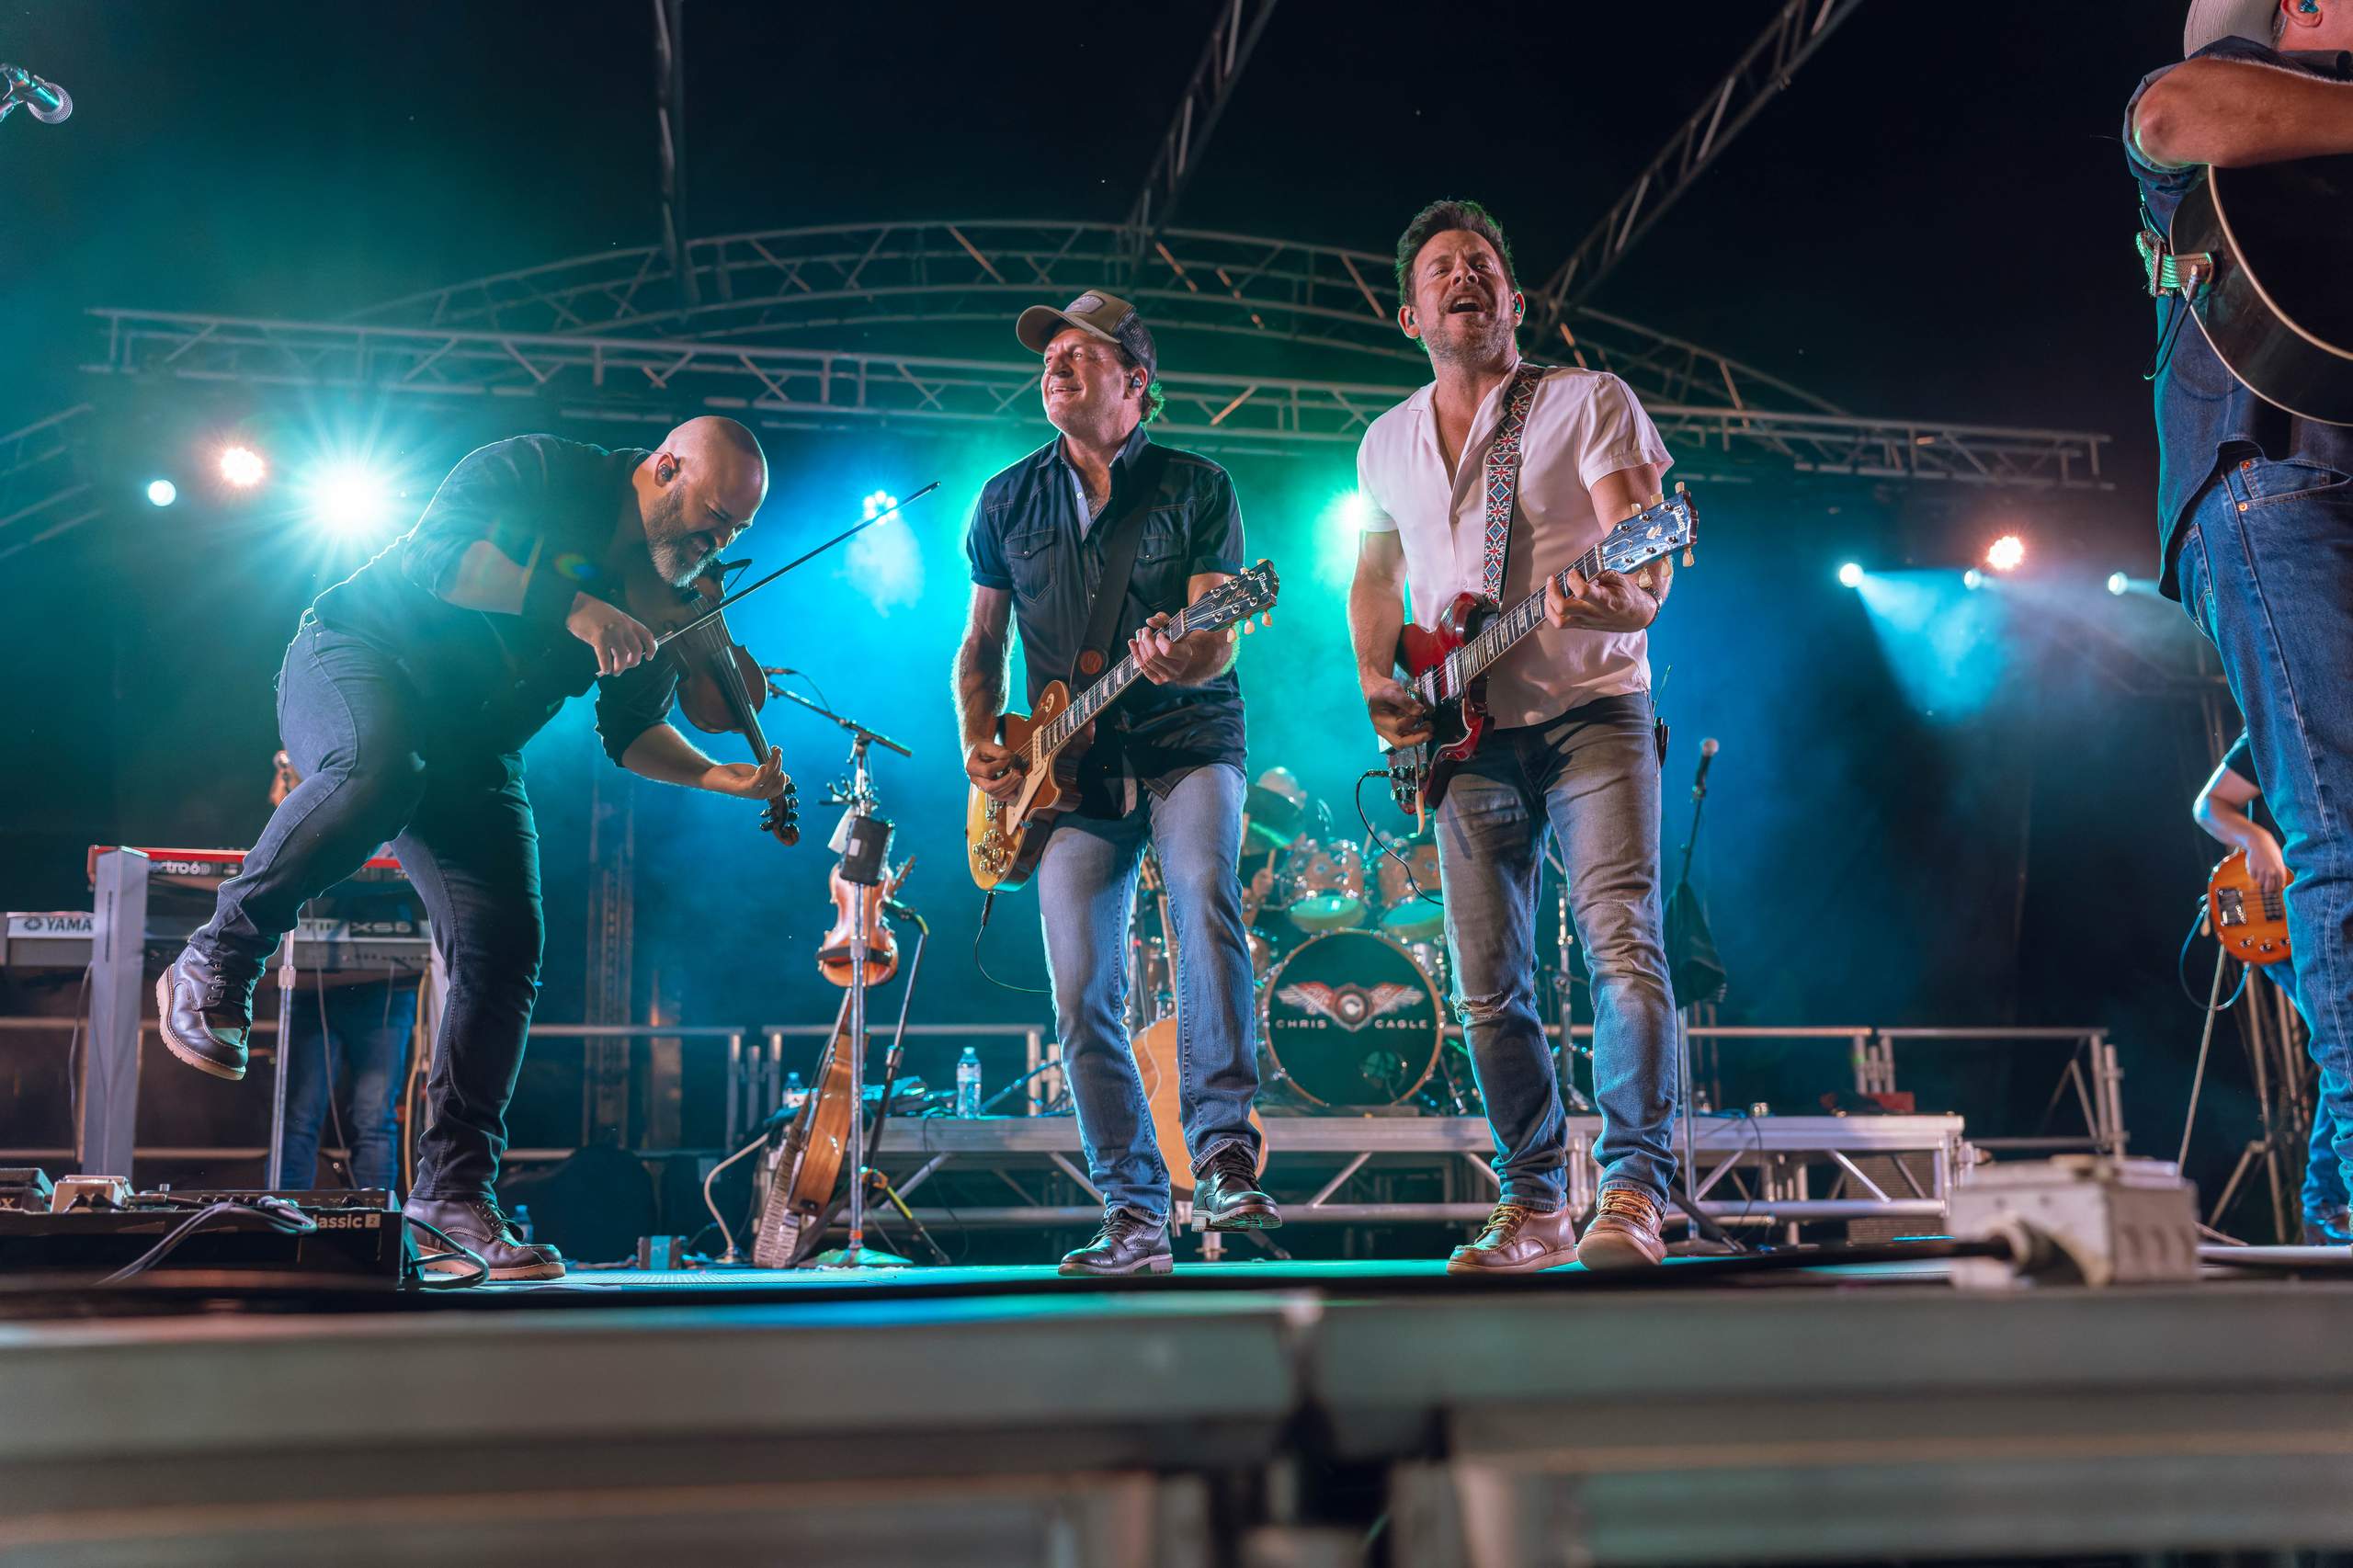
[2108,572,2130,597]
[145,479,177,507]
[1962,569,1984,591]
[308,462,394,538]
[1837,562,1863,588]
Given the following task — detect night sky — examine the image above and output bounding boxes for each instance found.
[0,4,2252,1193]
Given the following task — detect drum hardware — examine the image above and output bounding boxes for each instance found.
[1281,838,1369,932]
[1259,929,1445,1108]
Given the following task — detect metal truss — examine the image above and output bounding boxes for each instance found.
[87,308,2111,485]
[0,403,98,562]
[1120,0,1279,279]
[1527,0,1866,335]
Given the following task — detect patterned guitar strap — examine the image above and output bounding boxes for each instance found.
[1479,360,1550,601]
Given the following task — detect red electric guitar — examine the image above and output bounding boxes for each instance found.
[1386,485,1697,824]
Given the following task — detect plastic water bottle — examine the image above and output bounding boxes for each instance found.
[782,1071,808,1113]
[955,1047,983,1119]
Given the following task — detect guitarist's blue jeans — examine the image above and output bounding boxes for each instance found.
[1435,691,1679,1210]
[2177,454,2353,1226]
[1035,761,1260,1221]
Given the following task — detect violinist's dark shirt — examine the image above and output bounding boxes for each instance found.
[311,436,675,762]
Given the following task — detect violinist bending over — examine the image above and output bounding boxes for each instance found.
[156,419,785,1281]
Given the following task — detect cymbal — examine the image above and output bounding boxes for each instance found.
[1242,784,1306,848]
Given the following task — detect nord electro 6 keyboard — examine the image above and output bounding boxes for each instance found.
[83,846,412,895]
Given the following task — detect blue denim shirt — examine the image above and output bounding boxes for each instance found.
[966,424,1247,811]
[2127,38,2353,597]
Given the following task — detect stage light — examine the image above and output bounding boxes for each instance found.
[1962,569,1984,591]
[219,446,266,488]
[1837,562,1863,588]
[1985,534,2026,573]
[308,462,393,538]
[862,490,900,521]
[145,479,177,507]
[846,488,921,612]
[2107,572,2130,597]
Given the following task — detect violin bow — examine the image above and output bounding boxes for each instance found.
[653,481,940,653]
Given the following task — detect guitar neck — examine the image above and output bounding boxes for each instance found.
[1453,539,1615,684]
[1033,604,1205,760]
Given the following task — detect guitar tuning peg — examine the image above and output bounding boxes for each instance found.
[1649,490,1665,505]
[1240,619,1256,635]
[1674,481,1688,495]
[1261,611,1273,628]
[1682,547,1695,568]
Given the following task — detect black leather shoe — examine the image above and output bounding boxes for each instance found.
[1057,1206,1173,1277]
[154,948,255,1082]
[1191,1145,1280,1233]
[404,1195,566,1282]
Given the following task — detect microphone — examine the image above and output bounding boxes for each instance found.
[759,666,800,677]
[1692,737,1719,801]
[1,64,71,125]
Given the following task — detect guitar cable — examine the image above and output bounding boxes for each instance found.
[2177,893,2252,1011]
[1356,768,1443,909]
[973,890,1051,996]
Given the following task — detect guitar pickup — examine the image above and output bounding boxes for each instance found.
[2214,888,2247,928]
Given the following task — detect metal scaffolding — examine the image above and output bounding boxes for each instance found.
[0,404,97,562]
[88,306,2110,485]
[1120,0,1279,281]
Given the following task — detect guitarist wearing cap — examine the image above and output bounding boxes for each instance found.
[1347,199,1679,1274]
[953,290,1278,1277]
[2131,0,2353,1248]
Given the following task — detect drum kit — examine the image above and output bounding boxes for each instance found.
[1129,767,1478,1114]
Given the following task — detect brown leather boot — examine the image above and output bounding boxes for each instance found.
[1445,1200,1578,1276]
[1577,1186,1666,1269]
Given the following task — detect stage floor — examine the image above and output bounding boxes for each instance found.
[5,1250,2353,1564]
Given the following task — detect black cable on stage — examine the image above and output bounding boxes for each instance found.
[402,1213,489,1290]
[97,1197,317,1286]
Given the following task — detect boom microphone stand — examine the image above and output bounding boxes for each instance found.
[772,678,916,1270]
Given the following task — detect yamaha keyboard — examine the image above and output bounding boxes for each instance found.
[3,913,432,973]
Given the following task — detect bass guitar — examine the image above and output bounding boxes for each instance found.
[966,560,1280,891]
[2208,847,2292,968]
[1386,486,1697,824]
[2162,153,2353,425]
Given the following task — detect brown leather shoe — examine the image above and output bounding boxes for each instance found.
[1445,1200,1578,1276]
[1577,1186,1666,1269]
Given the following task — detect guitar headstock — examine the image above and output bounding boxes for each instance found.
[1597,483,1698,576]
[1188,558,1281,636]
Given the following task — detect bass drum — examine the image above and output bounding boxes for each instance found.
[1261,930,1446,1108]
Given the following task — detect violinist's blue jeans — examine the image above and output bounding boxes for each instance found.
[190,619,542,1201]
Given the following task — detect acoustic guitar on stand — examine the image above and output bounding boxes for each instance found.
[1386,486,1698,825]
[967,560,1280,892]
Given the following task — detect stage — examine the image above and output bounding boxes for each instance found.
[4,1253,2351,1565]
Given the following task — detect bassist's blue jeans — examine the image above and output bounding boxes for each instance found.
[2177,455,2353,1224]
[1435,691,1679,1210]
[1035,761,1260,1221]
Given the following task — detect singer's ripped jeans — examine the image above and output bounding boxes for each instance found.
[2177,456,2353,1222]
[1035,762,1260,1222]
[1436,691,1679,1212]
[190,619,545,1201]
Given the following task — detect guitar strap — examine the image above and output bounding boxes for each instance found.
[1071,443,1173,684]
[1478,361,1551,601]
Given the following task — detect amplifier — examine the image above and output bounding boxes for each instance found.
[0,1187,411,1289]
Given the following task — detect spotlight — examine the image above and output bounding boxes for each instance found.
[2107,572,2130,597]
[1837,562,1863,588]
[1962,569,1984,591]
[1985,534,2026,573]
[145,479,177,507]
[308,462,393,538]
[219,446,267,488]
[861,490,900,521]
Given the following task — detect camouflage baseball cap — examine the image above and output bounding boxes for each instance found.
[1015,289,1158,381]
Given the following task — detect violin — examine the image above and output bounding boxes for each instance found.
[819,857,914,987]
[621,560,800,846]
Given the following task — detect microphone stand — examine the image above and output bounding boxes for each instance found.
[779,679,915,1269]
[1666,746,1739,1253]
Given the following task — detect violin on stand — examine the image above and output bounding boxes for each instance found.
[751,688,938,1269]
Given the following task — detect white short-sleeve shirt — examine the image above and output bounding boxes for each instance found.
[1356,366,1672,729]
